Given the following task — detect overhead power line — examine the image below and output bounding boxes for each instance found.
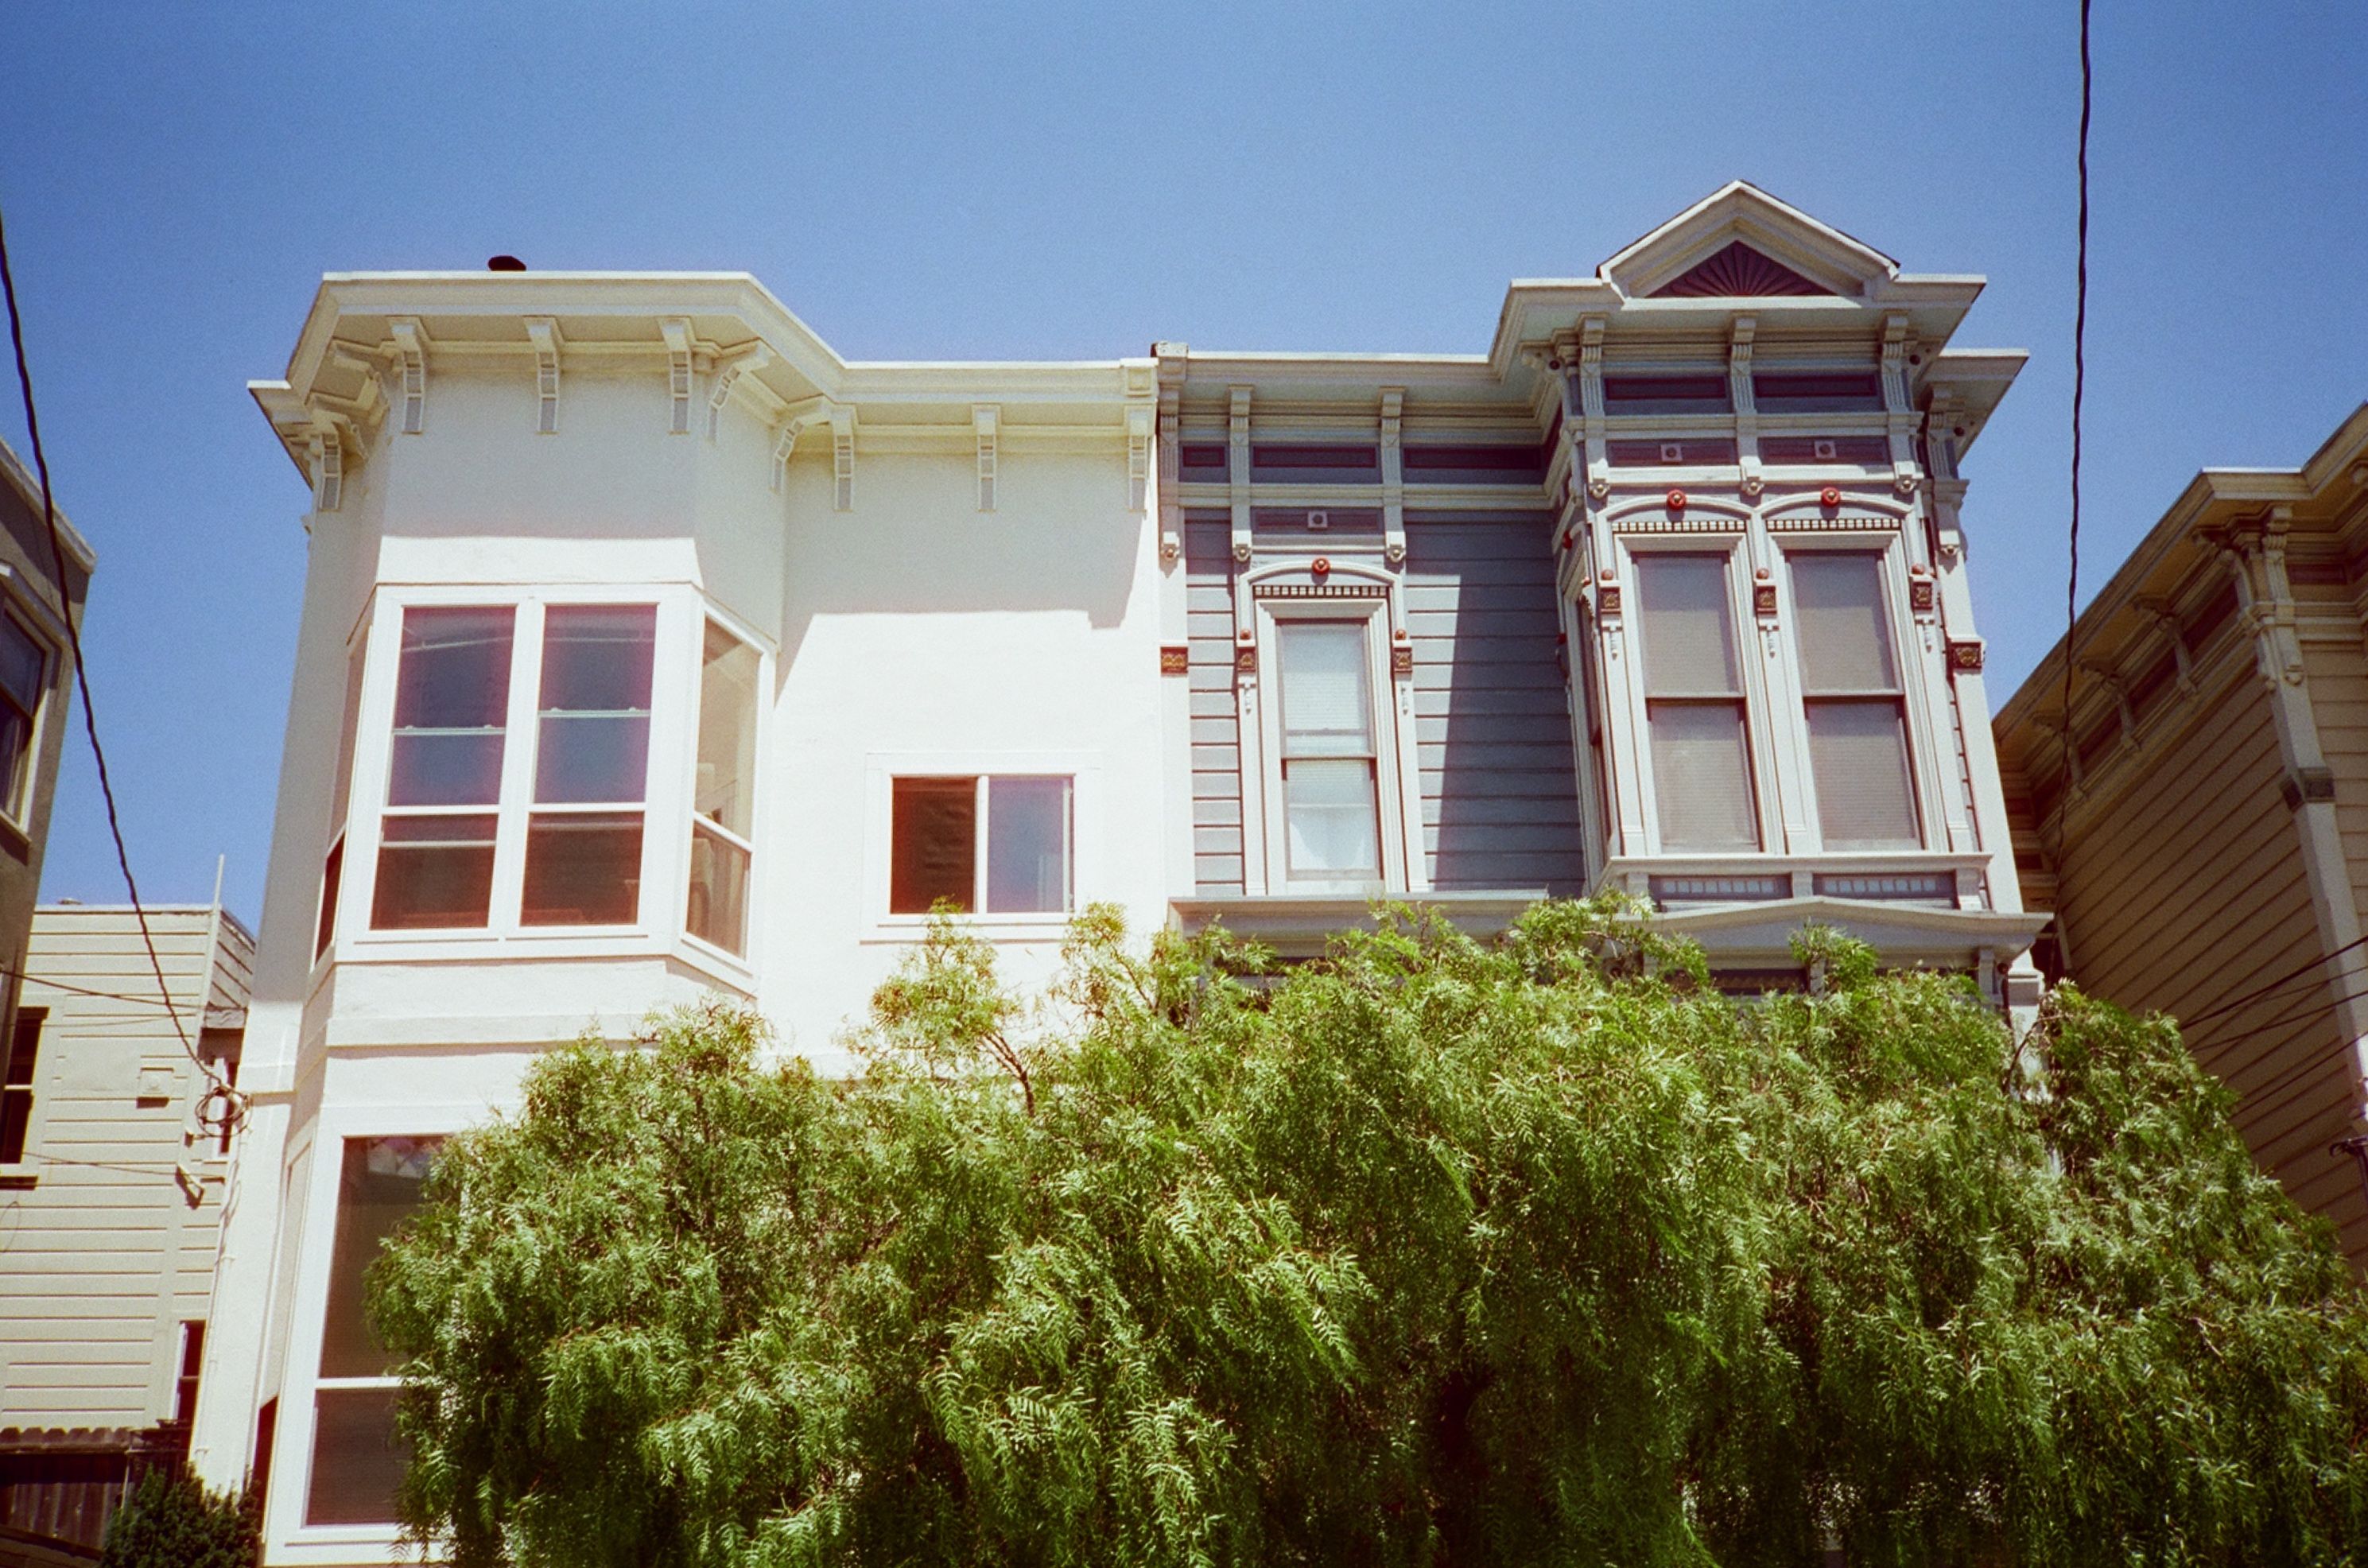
[0,202,247,1143]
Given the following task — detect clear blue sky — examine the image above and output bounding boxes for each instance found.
[1,1,2361,926]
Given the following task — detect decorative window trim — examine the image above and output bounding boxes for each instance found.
[0,581,61,840]
[1248,598,1416,897]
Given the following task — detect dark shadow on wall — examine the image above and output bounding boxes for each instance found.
[1404,514,1588,897]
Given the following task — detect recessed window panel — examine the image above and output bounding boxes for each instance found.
[1788,552,1918,851]
[1276,622,1381,881]
[534,606,654,805]
[986,777,1070,914]
[388,607,513,807]
[522,812,644,926]
[0,613,42,820]
[891,778,976,914]
[370,814,496,930]
[1648,704,1759,851]
[1791,555,1897,689]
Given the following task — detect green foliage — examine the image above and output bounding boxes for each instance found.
[98,1469,258,1568]
[368,899,2368,1567]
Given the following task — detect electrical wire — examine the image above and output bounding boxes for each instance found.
[2180,930,2368,1030]
[2050,0,2094,865]
[0,202,248,1144]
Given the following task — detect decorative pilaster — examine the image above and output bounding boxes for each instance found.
[1379,387,1406,566]
[1228,386,1252,564]
[1729,316,1760,497]
[1881,312,1920,497]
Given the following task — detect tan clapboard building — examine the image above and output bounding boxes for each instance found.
[1997,405,2368,1263]
[0,902,251,1566]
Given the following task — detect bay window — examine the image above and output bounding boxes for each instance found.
[1275,621,1383,882]
[1636,553,1760,852]
[307,1135,440,1527]
[1788,551,1920,849]
[888,775,1073,915]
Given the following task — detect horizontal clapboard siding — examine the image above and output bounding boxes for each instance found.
[2044,663,2368,1265]
[0,907,250,1427]
[1185,520,1244,893]
[1403,514,1585,895]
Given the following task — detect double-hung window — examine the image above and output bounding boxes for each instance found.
[1636,554,1760,851]
[307,1135,440,1527]
[1788,552,1920,849]
[523,605,655,926]
[1275,620,1383,883]
[0,1007,44,1163]
[373,607,513,930]
[316,642,366,958]
[888,775,1073,915]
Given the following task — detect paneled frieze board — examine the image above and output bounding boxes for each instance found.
[1173,482,1547,513]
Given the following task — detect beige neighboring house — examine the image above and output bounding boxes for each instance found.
[1997,405,2368,1264]
[0,902,252,1566]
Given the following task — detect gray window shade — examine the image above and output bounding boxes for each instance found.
[1637,555,1758,850]
[1648,704,1758,851]
[1806,701,1919,849]
[1278,623,1373,754]
[1285,758,1380,875]
[1788,550,1919,850]
[1638,555,1740,696]
[1791,554,1896,689]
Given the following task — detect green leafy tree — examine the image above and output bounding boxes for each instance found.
[369,900,2368,1566]
[98,1469,258,1568]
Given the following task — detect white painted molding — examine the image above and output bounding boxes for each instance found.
[1228,386,1252,563]
[706,344,774,441]
[1379,387,1406,565]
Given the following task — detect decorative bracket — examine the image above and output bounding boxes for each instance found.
[829,403,857,511]
[523,317,562,435]
[1729,315,1760,497]
[769,398,827,494]
[1881,312,1920,495]
[706,344,773,441]
[1126,404,1153,515]
[661,318,696,435]
[1379,386,1407,566]
[307,425,345,513]
[974,405,1000,512]
[388,318,428,436]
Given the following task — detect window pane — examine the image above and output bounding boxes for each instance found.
[1791,553,1897,690]
[305,1386,408,1527]
[1285,758,1380,876]
[986,777,1069,913]
[697,623,760,840]
[388,607,513,807]
[320,1137,441,1378]
[0,1008,42,1163]
[1648,702,1759,851]
[1807,699,1920,849]
[522,812,644,926]
[370,814,497,930]
[535,606,655,805]
[1636,556,1741,697]
[687,821,750,954]
[0,701,29,820]
[0,615,43,712]
[1278,623,1372,756]
[329,641,366,832]
[891,778,975,914]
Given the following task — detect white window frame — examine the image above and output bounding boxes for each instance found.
[266,1104,472,1563]
[1616,534,1784,858]
[1773,534,1947,854]
[0,576,64,842]
[668,606,769,976]
[324,584,749,972]
[863,751,1100,941]
[1251,598,1413,895]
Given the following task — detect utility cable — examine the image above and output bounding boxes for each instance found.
[2049,0,2094,868]
[0,202,247,1143]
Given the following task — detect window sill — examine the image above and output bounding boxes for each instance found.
[864,913,1075,945]
[0,1166,36,1190]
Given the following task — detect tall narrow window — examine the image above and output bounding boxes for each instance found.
[1790,553,1920,849]
[0,611,47,823]
[1636,555,1759,851]
[309,1136,440,1527]
[0,1006,43,1163]
[1276,621,1380,880]
[888,776,1073,914]
[522,606,655,926]
[174,1321,206,1426]
[317,642,366,958]
[687,623,759,955]
[373,607,512,929]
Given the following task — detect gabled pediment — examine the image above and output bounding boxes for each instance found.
[1600,181,1899,301]
[1651,240,1830,299]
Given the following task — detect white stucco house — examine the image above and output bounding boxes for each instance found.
[189,184,2044,1561]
